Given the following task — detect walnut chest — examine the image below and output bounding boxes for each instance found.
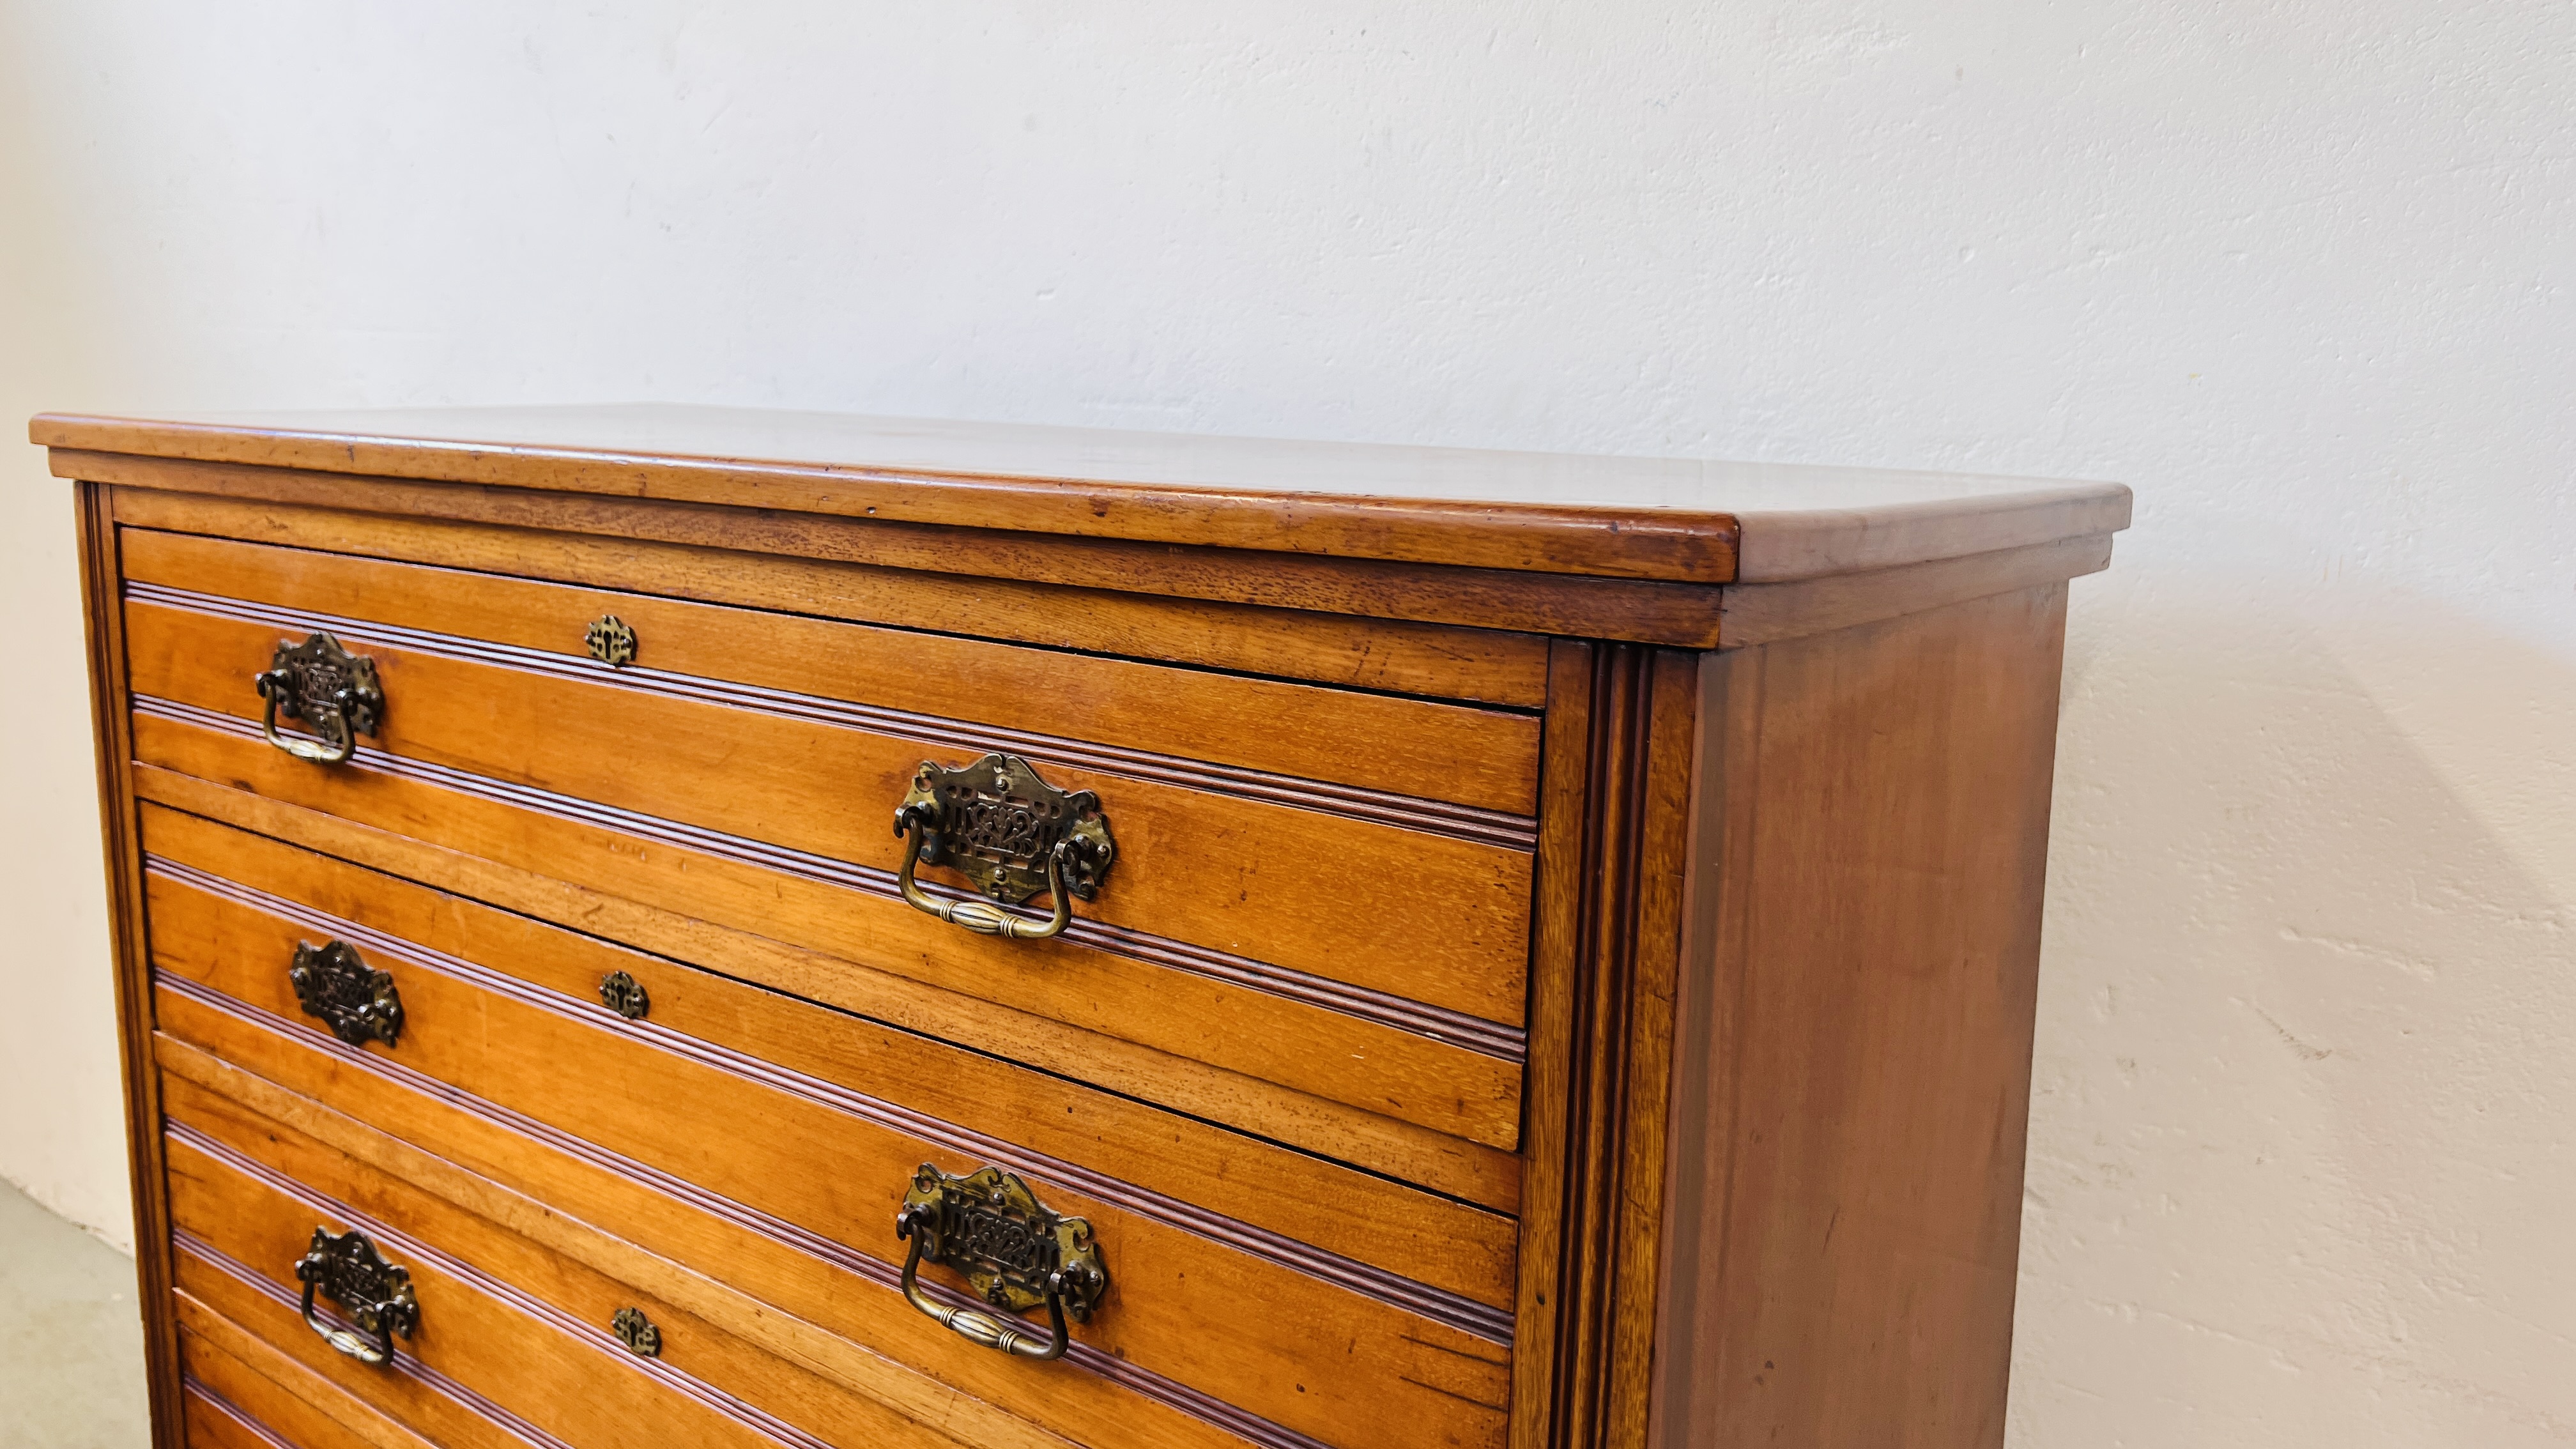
[38,406,2127,1449]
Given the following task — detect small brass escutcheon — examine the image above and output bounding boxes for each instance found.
[610,1306,661,1357]
[295,1227,418,1366]
[254,631,384,765]
[893,1162,1107,1361]
[290,940,404,1048]
[585,615,638,668]
[598,970,650,1020]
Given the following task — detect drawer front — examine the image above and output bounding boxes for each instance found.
[111,486,1559,710]
[133,752,1519,1210]
[181,1316,434,1449]
[122,525,1545,809]
[163,1075,984,1449]
[120,530,1536,1157]
[143,806,1515,1449]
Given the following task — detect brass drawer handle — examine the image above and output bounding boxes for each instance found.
[291,940,404,1048]
[893,1163,1107,1362]
[293,1227,418,1366]
[892,754,1116,942]
[254,632,384,766]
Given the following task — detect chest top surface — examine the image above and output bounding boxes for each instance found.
[31,404,2128,586]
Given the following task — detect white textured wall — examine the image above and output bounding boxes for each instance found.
[3,3,2569,1442]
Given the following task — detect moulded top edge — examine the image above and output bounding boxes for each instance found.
[30,404,2130,585]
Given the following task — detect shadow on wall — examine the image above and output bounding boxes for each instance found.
[2021,568,2576,1443]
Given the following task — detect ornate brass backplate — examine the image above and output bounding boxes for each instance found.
[894,753,1116,907]
[585,615,638,668]
[256,632,385,744]
[896,1163,1107,1322]
[610,1306,661,1357]
[290,940,404,1048]
[294,1227,418,1365]
[598,970,650,1020]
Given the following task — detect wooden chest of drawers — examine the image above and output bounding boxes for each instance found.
[40,407,2126,1449]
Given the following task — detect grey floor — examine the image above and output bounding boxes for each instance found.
[0,1181,151,1448]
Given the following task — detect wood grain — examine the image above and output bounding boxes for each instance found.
[57,450,1733,645]
[121,527,1545,813]
[129,756,1522,1210]
[183,1384,305,1449]
[70,482,188,1449]
[1715,532,2113,647]
[1509,643,1705,1449]
[140,801,1515,1312]
[182,1319,442,1449]
[167,1131,810,1449]
[51,404,2115,1449]
[146,868,1514,1449]
[109,485,1558,707]
[125,596,1537,1031]
[128,710,1525,1155]
[126,579,1528,857]
[36,402,2129,585]
[173,1250,540,1449]
[1648,586,2068,1448]
[152,1002,1460,1449]
[170,1085,1026,1449]
[160,1039,1092,1449]
[42,406,1746,583]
